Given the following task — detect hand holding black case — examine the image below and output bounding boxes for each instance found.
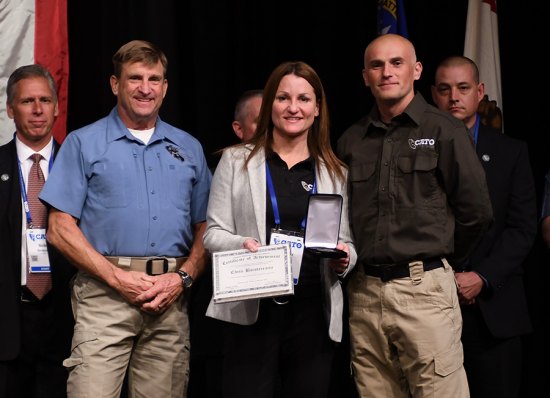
[304,194,347,259]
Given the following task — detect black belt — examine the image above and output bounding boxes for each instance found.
[363,258,443,282]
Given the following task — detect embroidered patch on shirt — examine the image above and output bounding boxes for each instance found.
[408,138,436,149]
[301,181,313,192]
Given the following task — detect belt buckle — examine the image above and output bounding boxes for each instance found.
[380,266,393,282]
[146,258,169,275]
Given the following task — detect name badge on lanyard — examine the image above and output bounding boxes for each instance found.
[17,142,55,274]
[266,162,316,285]
[270,229,304,285]
[26,228,51,273]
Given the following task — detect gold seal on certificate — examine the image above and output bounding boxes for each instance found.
[212,243,293,303]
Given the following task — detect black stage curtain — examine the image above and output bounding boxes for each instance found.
[67,0,471,167]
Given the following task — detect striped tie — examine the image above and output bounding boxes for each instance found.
[26,153,52,299]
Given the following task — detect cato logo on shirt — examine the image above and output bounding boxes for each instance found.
[301,181,313,192]
[408,138,435,150]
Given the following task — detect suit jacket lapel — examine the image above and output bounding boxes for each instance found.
[4,142,23,232]
[0,140,24,273]
[475,125,493,171]
[246,146,268,245]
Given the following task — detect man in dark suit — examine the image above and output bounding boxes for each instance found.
[0,64,75,397]
[432,56,537,398]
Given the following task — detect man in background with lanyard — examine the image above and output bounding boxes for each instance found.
[0,64,75,397]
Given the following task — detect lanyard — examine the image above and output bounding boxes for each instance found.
[17,143,55,228]
[265,161,316,230]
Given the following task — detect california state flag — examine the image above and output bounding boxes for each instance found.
[464,0,502,111]
[0,0,69,145]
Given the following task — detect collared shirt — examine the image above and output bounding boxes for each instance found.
[40,107,211,257]
[16,136,53,188]
[337,93,492,267]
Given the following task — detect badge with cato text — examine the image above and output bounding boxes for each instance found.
[270,229,304,285]
[26,228,51,273]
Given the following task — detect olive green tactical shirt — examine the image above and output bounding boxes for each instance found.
[337,93,492,268]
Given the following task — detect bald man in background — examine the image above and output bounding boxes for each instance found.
[432,55,536,398]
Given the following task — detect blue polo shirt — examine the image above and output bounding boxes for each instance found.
[40,107,211,257]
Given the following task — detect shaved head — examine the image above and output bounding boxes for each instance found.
[364,34,417,67]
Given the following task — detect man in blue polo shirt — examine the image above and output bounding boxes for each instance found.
[40,40,211,397]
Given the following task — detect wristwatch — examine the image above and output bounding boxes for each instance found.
[177,269,194,288]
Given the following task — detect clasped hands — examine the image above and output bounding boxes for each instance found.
[114,268,183,315]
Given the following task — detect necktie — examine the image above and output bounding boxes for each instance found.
[26,153,52,299]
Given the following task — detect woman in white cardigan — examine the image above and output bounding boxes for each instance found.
[203,61,357,398]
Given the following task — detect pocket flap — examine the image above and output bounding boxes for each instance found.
[70,328,98,352]
[349,163,376,182]
[434,344,464,377]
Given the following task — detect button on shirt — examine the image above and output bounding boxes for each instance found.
[40,107,212,257]
[337,93,492,267]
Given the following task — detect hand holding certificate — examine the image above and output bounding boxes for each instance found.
[212,243,293,303]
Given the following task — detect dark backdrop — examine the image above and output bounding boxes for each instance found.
[67,0,546,395]
[66,0,473,165]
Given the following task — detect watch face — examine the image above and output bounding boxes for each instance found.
[179,270,193,288]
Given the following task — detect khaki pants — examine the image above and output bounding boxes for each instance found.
[64,272,190,398]
[348,259,469,398]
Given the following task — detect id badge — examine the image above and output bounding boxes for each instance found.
[270,229,304,285]
[26,228,51,273]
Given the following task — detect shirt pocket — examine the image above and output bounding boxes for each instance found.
[396,153,441,207]
[162,160,195,211]
[89,160,129,208]
[349,162,377,207]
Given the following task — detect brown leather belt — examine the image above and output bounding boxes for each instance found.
[105,256,187,275]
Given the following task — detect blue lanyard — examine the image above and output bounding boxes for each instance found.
[265,161,316,230]
[17,143,55,228]
[472,114,480,146]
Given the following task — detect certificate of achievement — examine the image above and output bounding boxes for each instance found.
[212,244,293,303]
